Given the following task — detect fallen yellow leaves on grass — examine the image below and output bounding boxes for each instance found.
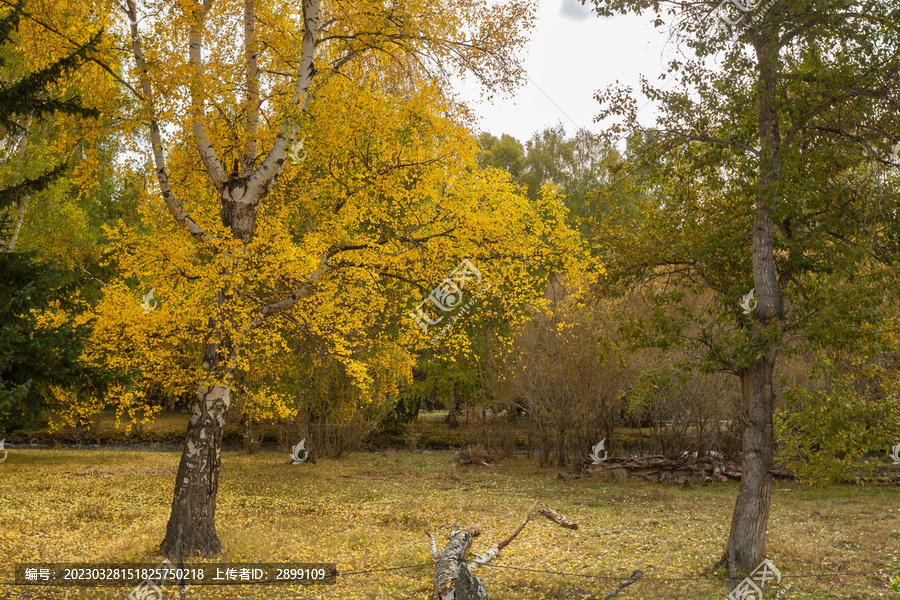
[0,449,897,599]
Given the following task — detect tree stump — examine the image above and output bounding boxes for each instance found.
[426,502,578,600]
[429,525,486,600]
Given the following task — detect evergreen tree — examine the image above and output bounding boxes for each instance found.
[0,0,100,214]
[0,0,104,432]
[0,251,109,432]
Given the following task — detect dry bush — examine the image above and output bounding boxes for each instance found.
[624,350,743,459]
[618,292,819,461]
[463,407,519,459]
[497,279,624,467]
[490,280,825,466]
[456,443,495,466]
[270,408,384,458]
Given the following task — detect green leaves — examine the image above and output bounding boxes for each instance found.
[0,252,113,433]
[776,357,900,485]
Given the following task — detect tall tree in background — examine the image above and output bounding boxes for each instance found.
[478,125,619,239]
[588,0,900,578]
[0,0,108,429]
[0,0,99,250]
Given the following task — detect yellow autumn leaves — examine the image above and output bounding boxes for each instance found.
[11,0,583,433]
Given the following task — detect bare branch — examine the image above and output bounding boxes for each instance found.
[669,130,760,156]
[474,501,539,565]
[124,0,210,243]
[538,508,578,530]
[189,0,227,194]
[243,0,260,174]
[600,570,644,600]
[246,0,321,199]
[425,529,440,563]
[257,251,330,318]
[494,500,540,552]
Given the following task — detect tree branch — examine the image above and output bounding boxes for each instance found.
[243,0,259,174]
[189,0,227,194]
[124,0,210,244]
[669,130,760,156]
[600,570,644,600]
[246,0,321,199]
[257,251,330,318]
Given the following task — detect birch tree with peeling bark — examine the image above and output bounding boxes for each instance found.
[80,0,566,558]
[426,503,578,600]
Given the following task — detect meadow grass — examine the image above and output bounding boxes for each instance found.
[0,448,897,599]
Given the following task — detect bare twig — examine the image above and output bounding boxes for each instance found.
[600,569,643,600]
[496,500,540,552]
[538,508,579,531]
[425,529,440,562]
[474,501,580,565]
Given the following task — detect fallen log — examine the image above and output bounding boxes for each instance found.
[566,456,797,484]
[428,524,486,600]
[426,501,578,600]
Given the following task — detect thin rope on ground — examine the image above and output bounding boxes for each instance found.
[336,563,434,576]
[481,562,900,582]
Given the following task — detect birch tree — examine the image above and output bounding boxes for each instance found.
[78,0,549,557]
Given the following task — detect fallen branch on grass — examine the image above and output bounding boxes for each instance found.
[600,569,643,600]
[425,501,578,600]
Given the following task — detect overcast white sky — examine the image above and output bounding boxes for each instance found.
[457,0,676,143]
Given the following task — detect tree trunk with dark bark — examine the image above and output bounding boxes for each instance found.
[160,188,254,557]
[726,349,776,573]
[445,384,460,428]
[160,321,235,557]
[160,381,230,556]
[725,29,783,575]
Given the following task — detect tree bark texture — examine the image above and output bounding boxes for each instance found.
[430,525,486,600]
[727,350,776,573]
[160,380,230,557]
[726,30,783,574]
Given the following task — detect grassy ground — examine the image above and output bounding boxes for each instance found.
[1,448,898,600]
